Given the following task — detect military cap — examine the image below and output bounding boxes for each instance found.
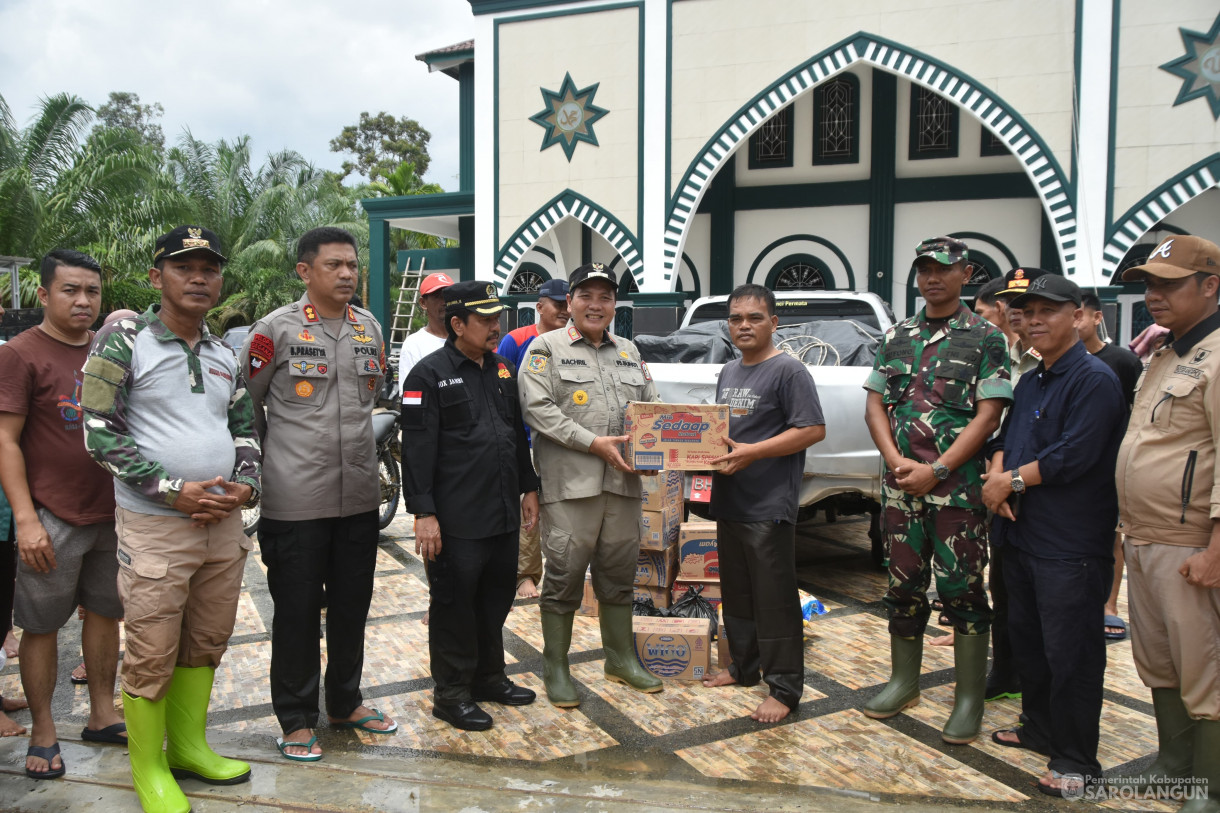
[153,225,227,264]
[1009,274,1082,308]
[1122,235,1220,281]
[444,280,505,316]
[913,236,969,266]
[568,262,617,292]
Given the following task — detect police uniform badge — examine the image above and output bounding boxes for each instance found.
[298,329,315,342]
[347,305,358,323]
[248,334,274,377]
[1192,348,1211,365]
[567,326,582,342]
[302,304,319,323]
[572,390,588,405]
[292,360,315,375]
[295,381,314,398]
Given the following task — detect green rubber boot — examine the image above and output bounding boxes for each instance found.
[1179,718,1220,813]
[165,666,251,785]
[540,611,581,707]
[861,635,923,719]
[942,631,989,744]
[1116,688,1195,791]
[599,603,662,693]
[123,691,190,813]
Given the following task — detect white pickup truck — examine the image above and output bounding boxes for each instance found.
[643,291,895,566]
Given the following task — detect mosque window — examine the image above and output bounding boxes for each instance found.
[748,104,793,168]
[980,127,1008,157]
[812,76,859,165]
[768,255,832,291]
[508,263,548,295]
[909,85,958,160]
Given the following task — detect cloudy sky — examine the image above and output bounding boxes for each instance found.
[0,0,475,188]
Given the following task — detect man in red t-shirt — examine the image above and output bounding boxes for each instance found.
[0,250,125,780]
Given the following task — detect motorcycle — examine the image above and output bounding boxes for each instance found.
[242,406,403,536]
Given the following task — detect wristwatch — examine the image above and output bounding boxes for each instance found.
[931,461,951,481]
[1010,469,1026,494]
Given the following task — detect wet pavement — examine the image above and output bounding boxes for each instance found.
[0,510,1168,812]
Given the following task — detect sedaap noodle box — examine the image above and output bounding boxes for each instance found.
[624,403,729,471]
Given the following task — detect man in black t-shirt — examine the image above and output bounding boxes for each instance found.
[700,284,825,723]
[1078,293,1144,641]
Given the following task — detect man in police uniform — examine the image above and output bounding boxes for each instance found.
[519,262,662,706]
[401,281,540,731]
[1115,234,1220,808]
[861,236,1012,745]
[241,227,397,762]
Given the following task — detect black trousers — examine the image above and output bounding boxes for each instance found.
[716,519,804,709]
[259,511,378,734]
[427,530,518,704]
[1004,544,1110,779]
[989,537,1015,679]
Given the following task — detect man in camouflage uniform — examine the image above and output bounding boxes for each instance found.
[83,226,260,813]
[860,236,1012,745]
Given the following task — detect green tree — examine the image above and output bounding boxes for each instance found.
[330,112,431,182]
[94,91,165,151]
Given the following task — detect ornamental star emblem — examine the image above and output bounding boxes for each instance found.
[529,73,608,161]
[1160,12,1220,119]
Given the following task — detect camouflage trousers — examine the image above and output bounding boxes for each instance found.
[881,499,993,638]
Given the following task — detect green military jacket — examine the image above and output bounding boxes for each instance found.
[864,303,1012,508]
[519,324,658,504]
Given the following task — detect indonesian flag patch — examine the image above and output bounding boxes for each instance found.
[402,390,423,406]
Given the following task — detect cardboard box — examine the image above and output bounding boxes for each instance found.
[633,583,671,610]
[639,504,681,551]
[641,469,684,511]
[624,403,730,471]
[671,578,722,612]
[635,544,679,587]
[678,521,718,579]
[577,573,598,617]
[632,616,712,681]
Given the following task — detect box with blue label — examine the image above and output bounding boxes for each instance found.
[632,616,711,681]
[639,504,681,551]
[634,544,678,587]
[677,521,718,579]
[624,403,729,471]
[641,468,685,511]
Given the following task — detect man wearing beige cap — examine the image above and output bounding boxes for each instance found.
[1115,233,1220,809]
[397,272,455,380]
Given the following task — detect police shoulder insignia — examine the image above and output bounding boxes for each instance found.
[302,304,319,323]
[527,353,548,374]
[567,326,582,342]
[347,305,357,323]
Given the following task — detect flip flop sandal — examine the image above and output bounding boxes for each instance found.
[329,708,398,734]
[1103,614,1128,641]
[81,722,128,744]
[991,727,1051,755]
[70,665,88,685]
[276,735,322,762]
[26,742,65,780]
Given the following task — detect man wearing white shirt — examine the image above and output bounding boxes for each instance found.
[397,273,455,381]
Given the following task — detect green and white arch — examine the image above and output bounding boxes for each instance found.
[495,190,643,288]
[664,32,1077,281]
[1101,155,1220,278]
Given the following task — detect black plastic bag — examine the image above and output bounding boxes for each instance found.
[632,596,668,617]
[668,583,717,637]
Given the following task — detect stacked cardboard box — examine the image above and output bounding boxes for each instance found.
[631,616,712,681]
[641,468,684,511]
[639,504,681,551]
[672,520,721,612]
[635,469,683,609]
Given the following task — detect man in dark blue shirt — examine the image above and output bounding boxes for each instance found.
[981,274,1126,797]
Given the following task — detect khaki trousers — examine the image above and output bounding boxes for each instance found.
[538,493,640,614]
[1125,538,1220,720]
[116,508,250,701]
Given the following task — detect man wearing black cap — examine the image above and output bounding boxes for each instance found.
[981,274,1126,797]
[497,278,571,598]
[241,227,396,761]
[995,268,1051,384]
[82,226,261,812]
[519,262,662,707]
[401,280,540,730]
[1115,234,1220,808]
[861,236,1011,745]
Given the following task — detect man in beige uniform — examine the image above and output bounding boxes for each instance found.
[241,227,397,762]
[519,263,662,707]
[1116,234,1220,811]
